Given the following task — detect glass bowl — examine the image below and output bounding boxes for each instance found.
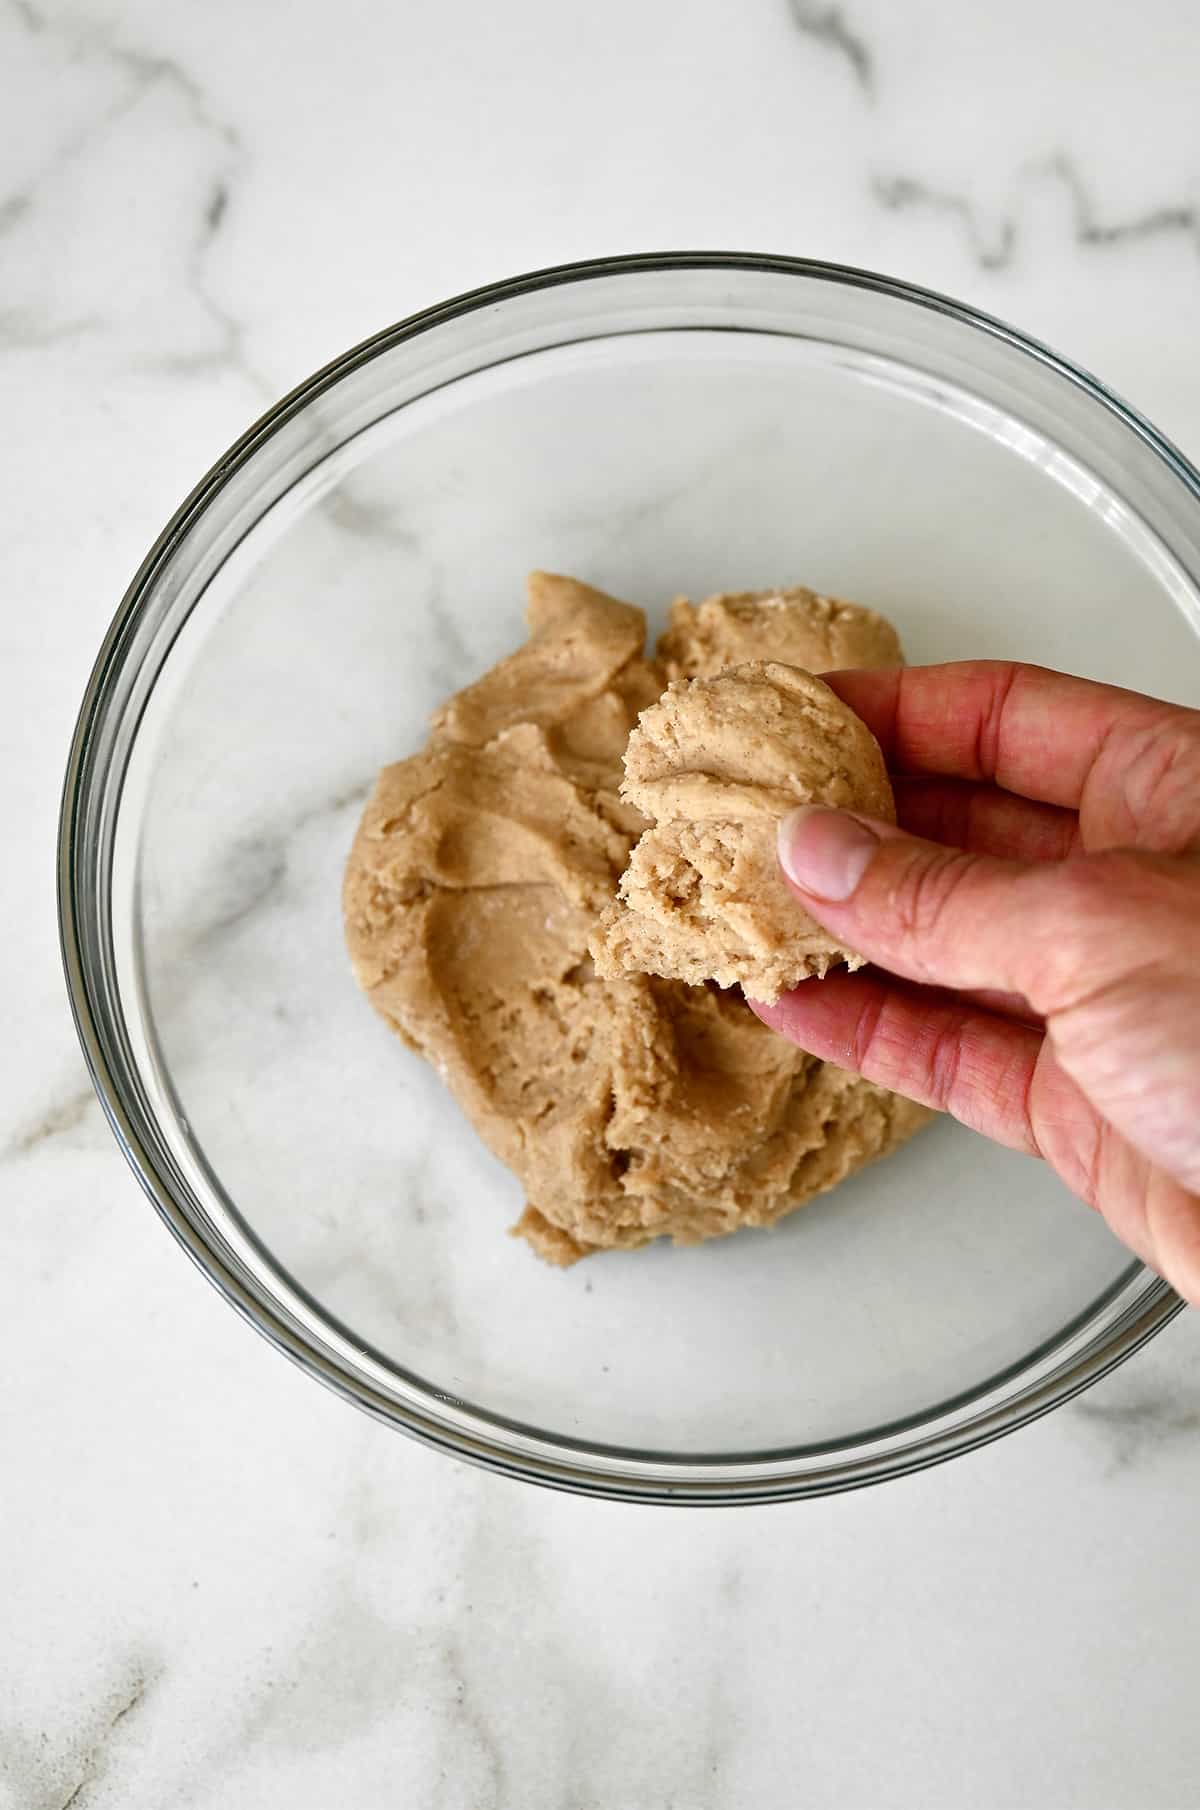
[60,254,1199,1503]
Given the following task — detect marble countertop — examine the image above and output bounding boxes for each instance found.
[4,1,1200,1805]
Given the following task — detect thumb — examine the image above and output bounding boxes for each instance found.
[775,805,1189,1014]
[776,806,1200,1203]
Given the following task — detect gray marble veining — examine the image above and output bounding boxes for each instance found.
[787,0,875,97]
[873,154,1199,275]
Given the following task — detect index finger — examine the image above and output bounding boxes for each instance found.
[822,661,1191,813]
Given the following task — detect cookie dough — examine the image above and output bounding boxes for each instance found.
[659,584,905,682]
[344,573,930,1262]
[430,568,664,792]
[590,662,895,1004]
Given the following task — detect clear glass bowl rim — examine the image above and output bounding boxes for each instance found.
[58,250,1191,1505]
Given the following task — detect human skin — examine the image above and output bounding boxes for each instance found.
[751,662,1200,1305]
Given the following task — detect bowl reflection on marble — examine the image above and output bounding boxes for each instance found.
[60,254,1200,1503]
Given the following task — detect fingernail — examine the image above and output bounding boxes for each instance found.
[777,807,879,901]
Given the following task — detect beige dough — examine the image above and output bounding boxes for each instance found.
[591,662,895,1004]
[344,573,929,1263]
[659,584,905,682]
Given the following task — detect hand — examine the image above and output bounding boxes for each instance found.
[752,661,1200,1304]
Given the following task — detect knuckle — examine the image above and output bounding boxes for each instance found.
[1110,711,1200,852]
[973,660,1022,778]
[884,845,976,976]
[847,990,890,1077]
[922,1016,969,1114]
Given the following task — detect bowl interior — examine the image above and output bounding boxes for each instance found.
[106,281,1199,1463]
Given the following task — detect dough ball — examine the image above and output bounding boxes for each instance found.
[591,661,895,1003]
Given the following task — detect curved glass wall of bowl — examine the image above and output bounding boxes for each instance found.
[63,258,1198,1501]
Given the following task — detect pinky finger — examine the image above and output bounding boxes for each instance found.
[749,969,1045,1154]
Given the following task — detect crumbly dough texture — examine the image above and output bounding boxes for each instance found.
[344,573,929,1263]
[590,663,896,1003]
[658,585,904,682]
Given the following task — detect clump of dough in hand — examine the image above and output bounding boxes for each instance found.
[590,661,895,1004]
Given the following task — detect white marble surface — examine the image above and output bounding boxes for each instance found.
[3,1,1200,1805]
